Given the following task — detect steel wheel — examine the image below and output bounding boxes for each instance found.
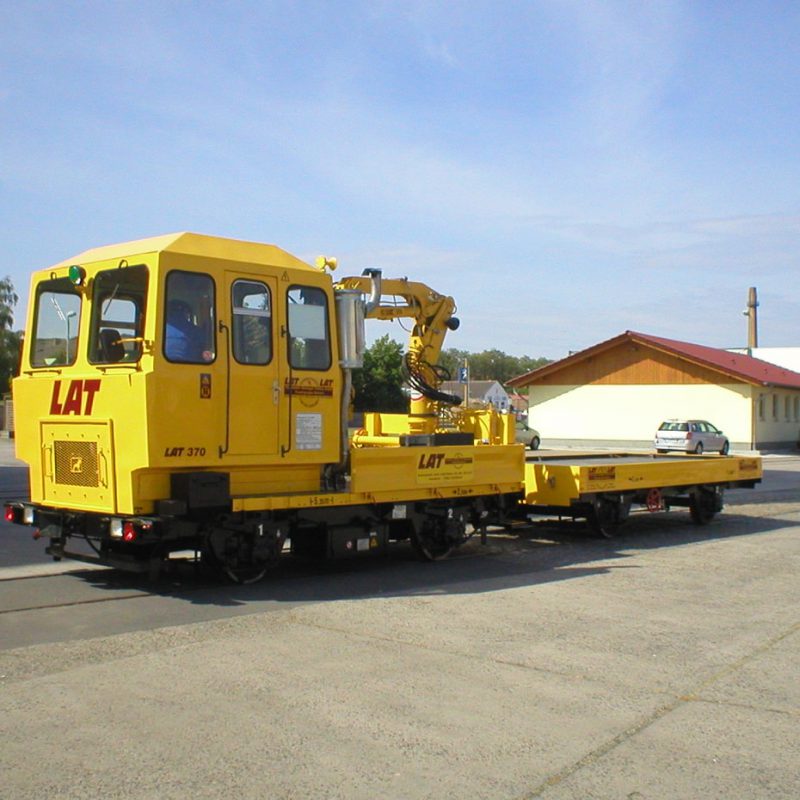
[689,488,719,525]
[410,512,465,561]
[410,529,454,561]
[530,435,540,451]
[694,442,704,454]
[203,526,280,584]
[587,498,621,538]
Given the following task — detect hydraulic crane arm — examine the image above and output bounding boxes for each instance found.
[334,270,462,409]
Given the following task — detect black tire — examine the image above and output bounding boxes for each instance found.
[530,436,540,451]
[694,442,704,454]
[720,441,730,455]
[656,449,667,454]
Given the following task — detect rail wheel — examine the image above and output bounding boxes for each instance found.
[689,487,720,525]
[587,497,622,538]
[411,511,466,561]
[203,525,282,584]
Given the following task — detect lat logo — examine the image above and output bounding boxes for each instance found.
[418,453,445,469]
[49,379,101,416]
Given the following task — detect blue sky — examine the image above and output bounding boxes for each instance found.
[1,1,798,358]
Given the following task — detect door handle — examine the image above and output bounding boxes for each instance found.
[98,450,109,488]
[43,444,54,479]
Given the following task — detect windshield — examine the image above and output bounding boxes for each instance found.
[31,278,81,367]
[89,265,149,364]
[659,422,689,432]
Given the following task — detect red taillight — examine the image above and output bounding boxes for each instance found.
[121,520,153,542]
[5,505,16,522]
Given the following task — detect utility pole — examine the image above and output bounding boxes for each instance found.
[744,287,759,353]
[744,286,760,451]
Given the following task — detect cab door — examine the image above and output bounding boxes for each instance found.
[225,273,280,456]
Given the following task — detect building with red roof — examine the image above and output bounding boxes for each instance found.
[507,331,800,450]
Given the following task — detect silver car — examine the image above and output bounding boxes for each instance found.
[655,419,730,455]
[515,422,541,450]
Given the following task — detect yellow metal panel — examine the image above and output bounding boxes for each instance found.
[524,454,762,506]
[40,421,116,512]
[577,456,756,493]
[523,462,581,506]
[49,232,315,273]
[232,481,526,513]
[351,444,523,494]
[230,444,524,513]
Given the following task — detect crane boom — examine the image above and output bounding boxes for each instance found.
[335,270,462,424]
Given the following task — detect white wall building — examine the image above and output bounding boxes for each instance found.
[509,331,800,450]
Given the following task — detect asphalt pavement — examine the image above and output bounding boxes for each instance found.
[1,446,798,798]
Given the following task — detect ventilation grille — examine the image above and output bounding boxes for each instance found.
[54,441,99,487]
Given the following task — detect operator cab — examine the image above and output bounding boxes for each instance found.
[16,233,342,517]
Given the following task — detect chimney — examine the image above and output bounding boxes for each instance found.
[745,287,758,352]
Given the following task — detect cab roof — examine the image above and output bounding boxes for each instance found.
[50,232,316,273]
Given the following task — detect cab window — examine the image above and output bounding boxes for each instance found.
[232,280,272,365]
[287,286,330,370]
[31,278,81,367]
[164,271,216,364]
[89,265,148,364]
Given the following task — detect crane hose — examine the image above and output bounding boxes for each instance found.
[403,352,462,406]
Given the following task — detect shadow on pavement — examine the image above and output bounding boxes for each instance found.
[72,508,791,608]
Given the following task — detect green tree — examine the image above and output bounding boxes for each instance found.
[468,349,519,383]
[352,335,408,412]
[0,276,20,395]
[453,349,552,384]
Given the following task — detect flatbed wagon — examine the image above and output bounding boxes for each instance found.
[521,451,762,535]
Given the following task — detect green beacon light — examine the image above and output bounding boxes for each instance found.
[68,265,85,286]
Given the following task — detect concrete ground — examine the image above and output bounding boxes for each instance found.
[0,451,798,798]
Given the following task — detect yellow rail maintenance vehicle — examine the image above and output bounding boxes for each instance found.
[7,233,523,581]
[6,233,762,582]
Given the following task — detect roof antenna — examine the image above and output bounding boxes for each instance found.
[742,287,759,354]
